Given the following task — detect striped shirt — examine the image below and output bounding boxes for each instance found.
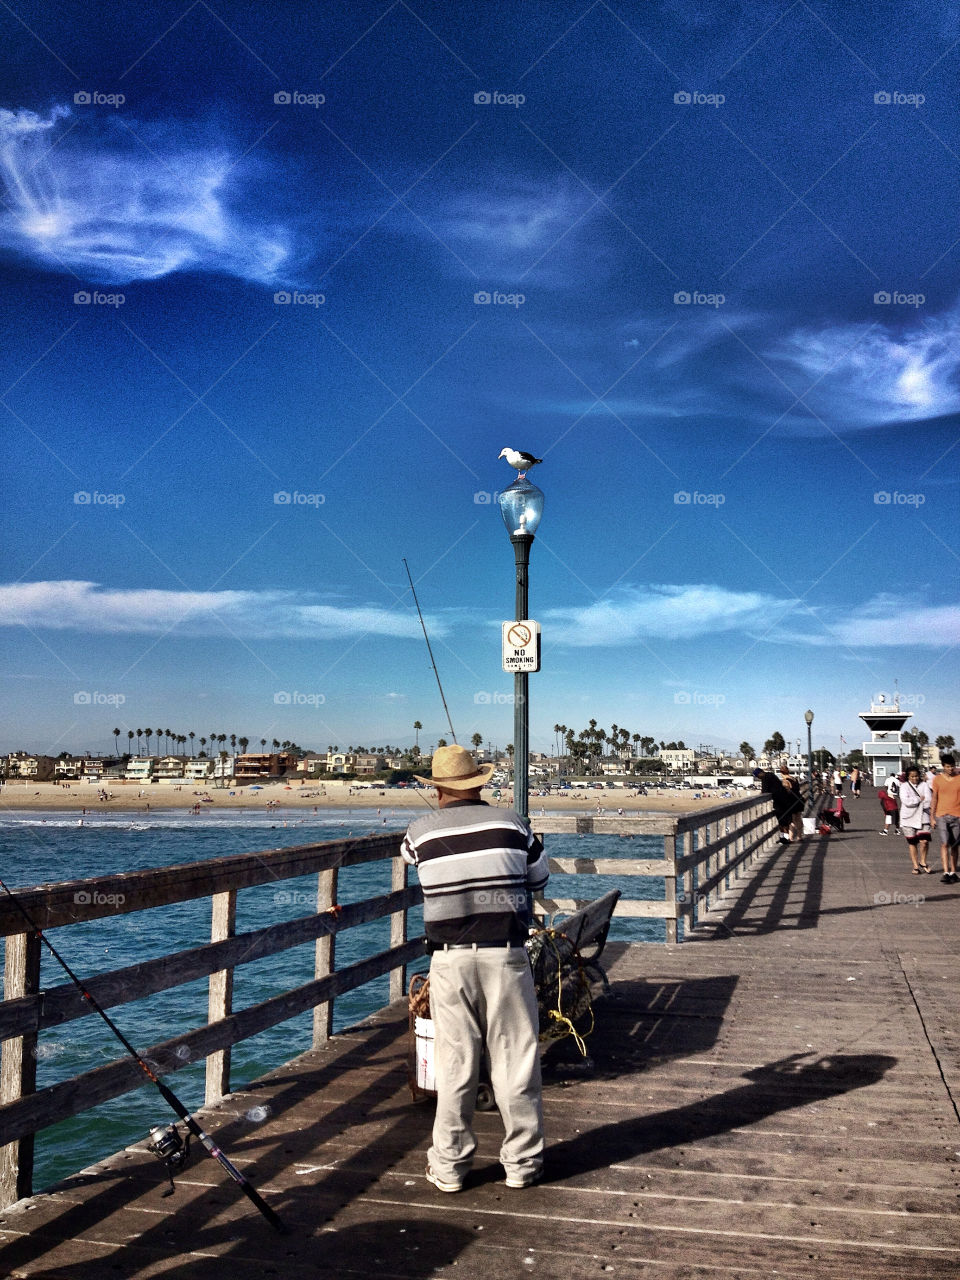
[401,799,549,945]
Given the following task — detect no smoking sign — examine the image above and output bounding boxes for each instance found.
[502,619,541,672]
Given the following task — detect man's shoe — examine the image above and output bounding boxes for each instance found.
[941,873,953,884]
[426,1165,462,1193]
[504,1169,543,1189]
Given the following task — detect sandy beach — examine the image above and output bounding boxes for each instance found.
[0,779,746,815]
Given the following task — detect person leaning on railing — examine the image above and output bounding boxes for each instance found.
[401,745,550,1194]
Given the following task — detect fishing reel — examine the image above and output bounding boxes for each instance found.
[147,1123,191,1197]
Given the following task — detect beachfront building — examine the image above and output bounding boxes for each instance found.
[858,693,913,785]
[5,753,58,781]
[212,755,235,782]
[54,756,83,781]
[354,754,387,775]
[234,752,296,783]
[80,757,125,781]
[184,759,214,782]
[325,751,357,775]
[125,757,156,783]
[155,757,186,783]
[659,748,696,775]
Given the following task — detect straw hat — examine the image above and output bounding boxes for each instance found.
[414,744,496,791]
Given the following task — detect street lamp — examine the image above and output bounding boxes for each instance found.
[804,710,814,808]
[499,476,544,820]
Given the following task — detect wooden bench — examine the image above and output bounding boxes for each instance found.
[546,888,621,962]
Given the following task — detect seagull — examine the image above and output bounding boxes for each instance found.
[499,447,543,478]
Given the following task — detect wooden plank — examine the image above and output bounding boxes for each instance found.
[388,857,408,1005]
[0,834,403,935]
[313,867,337,1047]
[537,897,672,918]
[0,933,39,1207]
[204,889,236,1105]
[546,857,665,875]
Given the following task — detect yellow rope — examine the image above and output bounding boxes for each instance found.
[535,928,595,1055]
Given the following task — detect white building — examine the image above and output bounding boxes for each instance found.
[859,693,913,785]
[125,757,156,782]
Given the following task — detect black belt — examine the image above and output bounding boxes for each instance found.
[427,941,521,953]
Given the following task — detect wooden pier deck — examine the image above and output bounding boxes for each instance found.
[1,814,958,1278]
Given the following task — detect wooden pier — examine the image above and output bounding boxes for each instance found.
[1,810,958,1277]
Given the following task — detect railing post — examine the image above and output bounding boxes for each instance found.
[313,867,338,1046]
[389,856,409,1004]
[664,832,678,944]
[205,889,237,1105]
[0,931,41,1206]
[682,830,695,934]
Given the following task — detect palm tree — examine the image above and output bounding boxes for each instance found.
[936,735,955,753]
[113,727,120,755]
[127,730,134,755]
[437,738,448,749]
[272,739,280,751]
[189,731,195,757]
[239,737,249,755]
[136,728,143,756]
[414,721,422,751]
[144,728,153,756]
[199,736,207,756]
[471,732,483,755]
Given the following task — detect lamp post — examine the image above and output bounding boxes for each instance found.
[804,710,814,807]
[498,476,544,820]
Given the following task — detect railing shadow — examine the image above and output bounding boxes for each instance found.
[542,1050,897,1181]
[686,833,830,938]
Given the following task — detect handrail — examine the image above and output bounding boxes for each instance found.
[0,796,783,1206]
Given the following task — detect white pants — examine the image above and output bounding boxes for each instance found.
[427,945,544,1185]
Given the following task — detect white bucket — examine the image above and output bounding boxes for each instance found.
[414,1016,435,1091]
[802,816,817,835]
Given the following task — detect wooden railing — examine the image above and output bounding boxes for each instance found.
[0,794,783,1206]
[532,791,782,942]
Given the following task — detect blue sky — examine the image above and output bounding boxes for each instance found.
[1,0,957,761]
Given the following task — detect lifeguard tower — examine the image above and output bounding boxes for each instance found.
[859,692,912,786]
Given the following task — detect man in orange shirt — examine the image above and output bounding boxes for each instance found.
[931,754,960,884]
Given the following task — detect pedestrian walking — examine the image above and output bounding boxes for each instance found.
[878,773,901,835]
[931,754,960,884]
[401,745,549,1193]
[897,765,933,873]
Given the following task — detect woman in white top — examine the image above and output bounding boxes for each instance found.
[898,765,933,873]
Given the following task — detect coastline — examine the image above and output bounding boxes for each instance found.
[0,779,738,815]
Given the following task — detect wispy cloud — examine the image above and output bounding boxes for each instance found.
[0,581,439,640]
[543,583,958,648]
[0,106,294,284]
[545,583,795,645]
[770,307,960,427]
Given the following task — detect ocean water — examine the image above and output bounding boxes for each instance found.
[0,809,667,1192]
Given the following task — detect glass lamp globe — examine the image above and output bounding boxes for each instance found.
[498,477,544,537]
[804,710,814,726]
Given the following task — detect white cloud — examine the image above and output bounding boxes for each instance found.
[0,581,437,640]
[545,584,795,645]
[544,583,958,649]
[0,106,294,284]
[771,308,960,426]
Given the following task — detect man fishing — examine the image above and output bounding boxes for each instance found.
[401,744,549,1192]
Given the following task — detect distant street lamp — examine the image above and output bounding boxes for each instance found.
[498,476,544,820]
[804,710,814,808]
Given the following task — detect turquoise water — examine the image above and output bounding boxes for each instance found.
[0,809,667,1192]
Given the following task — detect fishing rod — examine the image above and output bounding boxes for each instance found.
[402,557,457,745]
[0,876,288,1234]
